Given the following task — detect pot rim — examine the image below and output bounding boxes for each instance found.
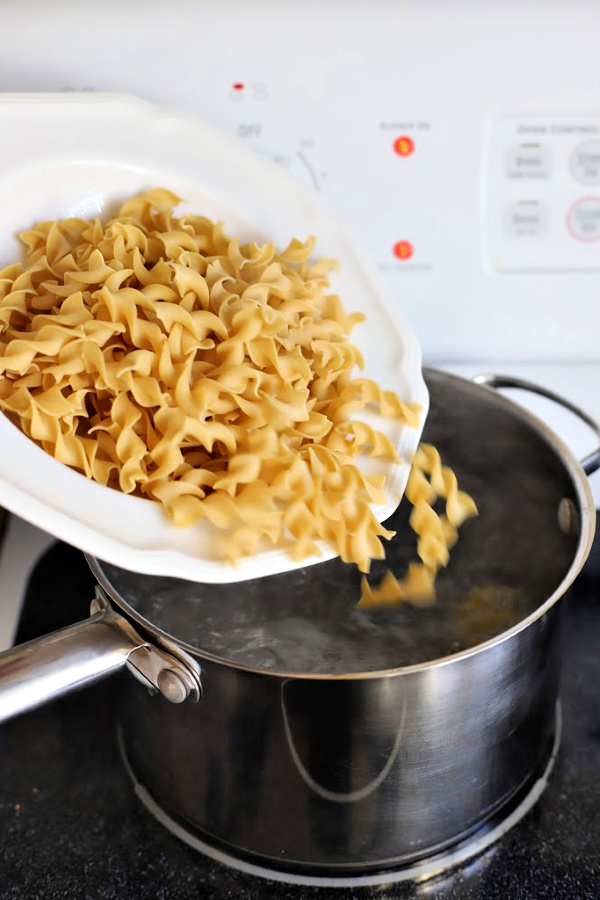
[87,369,597,681]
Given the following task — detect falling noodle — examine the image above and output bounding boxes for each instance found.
[0,189,476,595]
[358,444,477,608]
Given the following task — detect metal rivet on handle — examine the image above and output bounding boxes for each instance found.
[157,669,189,704]
[558,498,579,535]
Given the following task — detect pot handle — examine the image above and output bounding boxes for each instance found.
[473,373,600,476]
[0,588,201,725]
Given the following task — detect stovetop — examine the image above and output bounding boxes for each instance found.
[0,525,598,900]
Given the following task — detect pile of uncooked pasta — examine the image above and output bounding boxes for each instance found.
[0,189,476,604]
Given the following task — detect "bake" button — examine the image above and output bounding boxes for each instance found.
[570,141,600,185]
[505,201,550,236]
[566,197,600,241]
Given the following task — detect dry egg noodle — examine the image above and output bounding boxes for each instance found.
[359,444,477,607]
[0,189,476,598]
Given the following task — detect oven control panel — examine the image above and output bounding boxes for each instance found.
[485,117,600,271]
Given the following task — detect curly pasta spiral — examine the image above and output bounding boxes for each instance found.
[358,444,478,608]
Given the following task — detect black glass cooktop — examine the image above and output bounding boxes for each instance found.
[0,521,598,900]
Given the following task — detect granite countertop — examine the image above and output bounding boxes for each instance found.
[0,527,598,900]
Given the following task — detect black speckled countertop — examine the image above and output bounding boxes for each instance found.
[0,521,598,900]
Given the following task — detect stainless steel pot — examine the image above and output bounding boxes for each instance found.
[0,369,598,876]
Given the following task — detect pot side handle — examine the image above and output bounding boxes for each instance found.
[0,591,201,726]
[472,373,600,476]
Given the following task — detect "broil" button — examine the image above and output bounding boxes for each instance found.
[506,144,551,179]
[566,197,600,241]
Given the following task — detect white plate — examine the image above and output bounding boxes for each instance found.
[0,93,428,583]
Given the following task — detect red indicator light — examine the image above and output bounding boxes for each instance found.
[393,240,414,260]
[393,135,415,157]
[232,83,245,91]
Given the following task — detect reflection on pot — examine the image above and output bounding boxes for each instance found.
[281,677,406,858]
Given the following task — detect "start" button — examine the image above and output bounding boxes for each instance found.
[566,197,600,241]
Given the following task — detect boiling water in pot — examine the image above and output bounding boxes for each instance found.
[96,372,579,675]
[100,542,531,674]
